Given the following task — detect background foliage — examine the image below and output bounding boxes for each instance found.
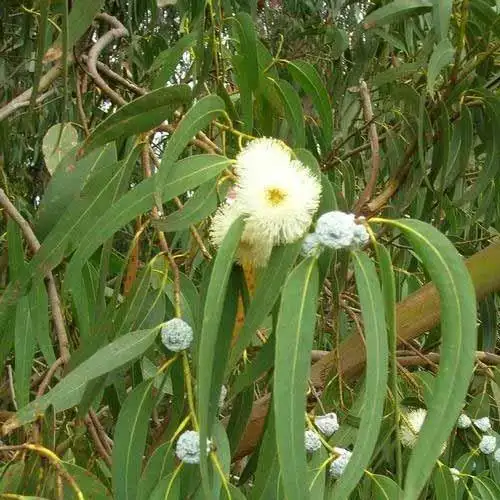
[0,0,500,498]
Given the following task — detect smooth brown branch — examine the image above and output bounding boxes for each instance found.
[84,415,112,467]
[89,409,113,455]
[0,65,63,122]
[80,54,221,154]
[75,68,90,137]
[354,80,381,213]
[0,189,70,364]
[36,357,64,398]
[86,14,129,107]
[365,139,418,216]
[398,351,500,368]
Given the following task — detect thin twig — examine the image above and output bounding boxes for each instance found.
[7,364,17,410]
[354,80,381,213]
[75,68,90,137]
[84,415,112,467]
[89,409,113,455]
[0,189,70,363]
[0,443,84,498]
[36,357,64,398]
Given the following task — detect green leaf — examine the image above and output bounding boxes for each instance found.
[42,123,79,176]
[83,86,192,154]
[149,472,180,500]
[36,143,116,238]
[229,242,301,369]
[30,279,56,366]
[363,0,432,28]
[274,257,319,500]
[137,442,175,500]
[472,475,500,499]
[14,296,34,409]
[460,99,500,204]
[372,62,425,87]
[308,447,328,498]
[30,0,50,108]
[2,328,158,432]
[198,216,245,496]
[150,31,199,89]
[65,154,232,287]
[427,39,454,95]
[443,106,473,188]
[269,78,306,147]
[432,0,453,41]
[249,404,281,500]
[234,13,259,91]
[386,219,477,500]
[369,473,404,499]
[153,180,218,232]
[230,335,275,398]
[112,379,155,500]
[331,252,389,499]
[63,462,112,499]
[226,386,254,455]
[286,60,333,147]
[431,463,457,499]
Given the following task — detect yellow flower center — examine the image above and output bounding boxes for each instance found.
[265,187,287,206]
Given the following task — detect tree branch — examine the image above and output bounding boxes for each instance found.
[354,80,381,213]
[0,189,70,364]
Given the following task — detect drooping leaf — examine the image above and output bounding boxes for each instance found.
[112,379,155,500]
[63,462,112,499]
[432,0,453,41]
[427,39,454,95]
[369,473,404,499]
[331,251,389,499]
[286,60,333,147]
[83,86,192,154]
[385,219,477,500]
[157,94,225,183]
[150,31,199,89]
[363,0,433,29]
[274,257,319,500]
[269,77,306,147]
[198,216,244,496]
[14,296,34,409]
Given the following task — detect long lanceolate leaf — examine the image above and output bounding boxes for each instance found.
[2,328,158,433]
[198,217,245,497]
[331,251,389,500]
[274,257,319,500]
[387,219,477,500]
[112,379,155,500]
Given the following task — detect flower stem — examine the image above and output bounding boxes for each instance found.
[182,351,198,430]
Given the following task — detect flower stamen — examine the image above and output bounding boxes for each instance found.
[265,187,287,206]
